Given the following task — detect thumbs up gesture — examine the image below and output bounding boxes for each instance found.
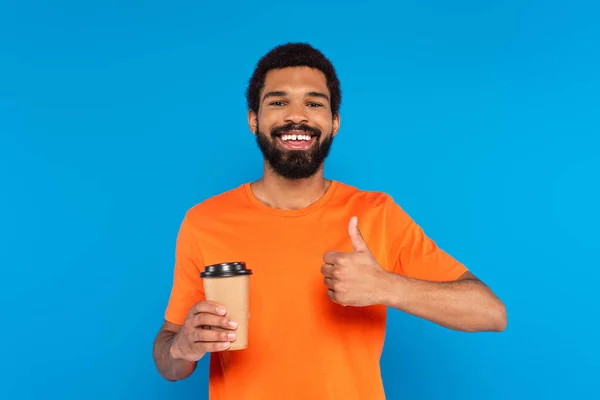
[321,216,390,307]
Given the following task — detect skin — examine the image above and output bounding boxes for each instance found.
[153,66,506,382]
[248,67,340,210]
[321,216,507,332]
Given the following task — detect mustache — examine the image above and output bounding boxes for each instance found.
[270,123,322,138]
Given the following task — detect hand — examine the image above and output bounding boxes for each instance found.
[321,216,389,307]
[170,301,238,361]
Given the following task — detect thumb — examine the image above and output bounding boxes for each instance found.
[348,216,369,252]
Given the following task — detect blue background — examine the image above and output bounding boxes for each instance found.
[1,0,598,399]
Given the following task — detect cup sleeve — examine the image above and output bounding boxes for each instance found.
[384,197,468,282]
[164,212,206,325]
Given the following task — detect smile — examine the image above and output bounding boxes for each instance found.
[276,132,317,150]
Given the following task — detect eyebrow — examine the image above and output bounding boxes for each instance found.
[262,91,330,103]
[307,91,330,102]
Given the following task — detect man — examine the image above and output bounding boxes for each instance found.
[153,42,507,399]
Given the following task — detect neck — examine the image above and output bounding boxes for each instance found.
[251,162,331,210]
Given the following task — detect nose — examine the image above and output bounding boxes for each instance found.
[284,102,308,124]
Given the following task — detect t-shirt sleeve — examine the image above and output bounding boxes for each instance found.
[385,197,468,282]
[164,212,206,325]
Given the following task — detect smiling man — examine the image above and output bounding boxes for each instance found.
[153,43,507,400]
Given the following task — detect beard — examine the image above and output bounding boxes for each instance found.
[255,121,334,180]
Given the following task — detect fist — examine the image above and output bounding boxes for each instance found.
[170,301,238,361]
[321,216,389,307]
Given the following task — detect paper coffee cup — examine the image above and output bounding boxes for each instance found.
[200,262,252,351]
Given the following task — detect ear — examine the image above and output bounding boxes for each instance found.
[332,113,341,137]
[248,110,258,136]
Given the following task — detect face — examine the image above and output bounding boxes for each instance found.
[249,67,340,180]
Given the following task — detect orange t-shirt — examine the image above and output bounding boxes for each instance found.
[164,180,467,399]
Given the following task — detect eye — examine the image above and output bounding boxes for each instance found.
[308,102,323,107]
[269,101,285,106]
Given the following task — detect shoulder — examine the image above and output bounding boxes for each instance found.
[183,184,248,224]
[332,180,413,223]
[333,180,397,209]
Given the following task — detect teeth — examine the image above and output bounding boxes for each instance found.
[281,134,311,141]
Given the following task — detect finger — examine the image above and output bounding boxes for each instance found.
[195,327,237,343]
[324,276,335,289]
[192,301,227,316]
[326,288,337,303]
[320,263,335,278]
[327,288,334,300]
[348,216,369,252]
[323,250,340,265]
[198,341,231,353]
[194,313,238,330]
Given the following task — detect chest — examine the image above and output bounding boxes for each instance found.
[200,219,334,298]
[200,212,387,317]
[199,213,390,363]
[199,209,390,277]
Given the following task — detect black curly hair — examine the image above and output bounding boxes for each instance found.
[246,42,342,117]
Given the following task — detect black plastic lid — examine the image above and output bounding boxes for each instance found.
[200,262,253,278]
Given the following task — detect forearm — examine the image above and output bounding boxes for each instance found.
[153,330,199,381]
[380,273,507,332]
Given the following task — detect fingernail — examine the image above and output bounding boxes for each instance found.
[222,342,231,349]
[228,321,238,329]
[227,332,236,340]
[216,306,226,315]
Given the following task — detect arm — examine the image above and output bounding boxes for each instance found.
[154,213,235,381]
[322,212,507,333]
[153,321,198,382]
[154,211,203,382]
[378,271,507,332]
[383,199,507,332]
